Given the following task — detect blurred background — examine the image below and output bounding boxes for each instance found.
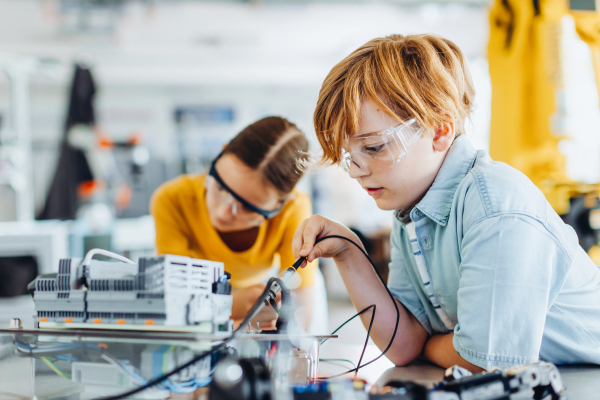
[0,0,599,381]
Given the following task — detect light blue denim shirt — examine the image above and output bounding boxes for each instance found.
[387,135,600,370]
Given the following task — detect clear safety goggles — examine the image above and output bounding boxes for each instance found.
[206,176,265,223]
[208,153,284,220]
[340,118,425,172]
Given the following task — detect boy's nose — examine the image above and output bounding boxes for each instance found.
[348,159,369,179]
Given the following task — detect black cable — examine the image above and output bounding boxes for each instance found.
[317,304,377,380]
[313,235,400,373]
[320,304,375,345]
[355,304,376,377]
[318,304,376,379]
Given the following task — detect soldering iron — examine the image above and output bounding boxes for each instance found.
[259,256,306,309]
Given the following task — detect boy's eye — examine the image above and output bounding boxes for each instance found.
[364,143,385,153]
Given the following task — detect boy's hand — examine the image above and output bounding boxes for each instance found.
[292,215,362,265]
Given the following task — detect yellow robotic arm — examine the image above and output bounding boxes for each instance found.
[488,0,600,260]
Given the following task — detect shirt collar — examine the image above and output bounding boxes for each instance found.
[411,135,478,226]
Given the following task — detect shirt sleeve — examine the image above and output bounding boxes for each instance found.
[277,193,317,289]
[150,183,193,257]
[453,214,567,370]
[387,218,433,335]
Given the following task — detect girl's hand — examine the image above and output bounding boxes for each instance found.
[292,214,361,265]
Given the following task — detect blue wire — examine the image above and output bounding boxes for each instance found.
[118,359,210,393]
[118,360,147,384]
[55,355,78,361]
[16,342,99,353]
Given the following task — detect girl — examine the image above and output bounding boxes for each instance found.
[152,116,317,329]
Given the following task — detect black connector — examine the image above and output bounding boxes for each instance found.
[212,282,232,295]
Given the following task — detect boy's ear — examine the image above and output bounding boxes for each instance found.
[432,121,455,152]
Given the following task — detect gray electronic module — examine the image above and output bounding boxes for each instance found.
[31,249,233,332]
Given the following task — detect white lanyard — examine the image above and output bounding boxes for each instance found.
[405,222,455,331]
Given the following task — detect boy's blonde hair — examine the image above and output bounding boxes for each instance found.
[314,34,475,165]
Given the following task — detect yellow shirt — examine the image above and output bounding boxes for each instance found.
[150,174,316,289]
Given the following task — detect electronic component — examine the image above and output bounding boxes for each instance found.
[431,361,566,400]
[30,249,233,332]
[294,379,427,400]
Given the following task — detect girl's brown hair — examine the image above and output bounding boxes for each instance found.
[222,116,308,195]
[314,34,475,165]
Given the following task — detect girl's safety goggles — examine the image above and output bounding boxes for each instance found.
[340,118,425,172]
[208,154,284,219]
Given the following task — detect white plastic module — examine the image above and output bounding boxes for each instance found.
[32,249,233,332]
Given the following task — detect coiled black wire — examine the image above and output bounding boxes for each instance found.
[312,235,400,379]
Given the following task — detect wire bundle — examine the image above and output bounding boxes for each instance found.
[99,350,212,394]
[15,341,210,394]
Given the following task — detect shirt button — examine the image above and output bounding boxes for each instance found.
[424,236,431,246]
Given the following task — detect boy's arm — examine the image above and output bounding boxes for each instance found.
[424,333,485,372]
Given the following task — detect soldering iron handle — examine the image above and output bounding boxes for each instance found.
[279,256,306,282]
[243,256,306,327]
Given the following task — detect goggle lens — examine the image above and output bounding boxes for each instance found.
[339,118,423,172]
[341,149,352,172]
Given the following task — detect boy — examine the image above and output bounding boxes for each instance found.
[293,34,600,371]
